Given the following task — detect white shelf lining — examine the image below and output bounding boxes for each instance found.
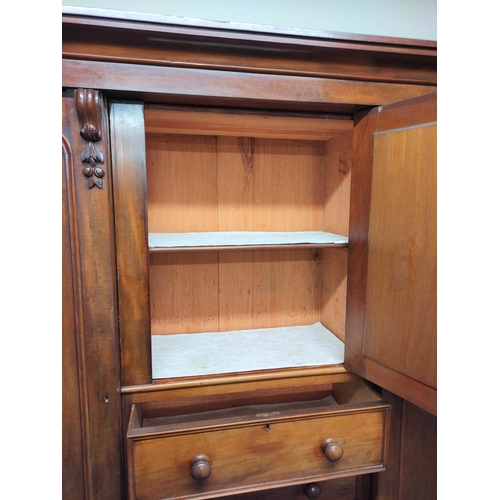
[149,231,348,249]
[152,322,345,379]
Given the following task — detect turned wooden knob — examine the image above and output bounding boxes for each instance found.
[321,438,343,462]
[304,482,322,499]
[190,455,211,481]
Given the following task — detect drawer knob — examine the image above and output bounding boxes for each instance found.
[304,482,322,499]
[190,455,211,481]
[321,438,343,462]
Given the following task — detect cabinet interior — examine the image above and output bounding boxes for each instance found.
[144,106,354,381]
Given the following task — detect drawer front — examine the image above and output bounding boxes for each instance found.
[128,407,388,500]
[221,476,360,500]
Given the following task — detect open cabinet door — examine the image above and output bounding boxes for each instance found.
[345,93,437,416]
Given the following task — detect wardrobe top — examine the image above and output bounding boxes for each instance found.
[62,6,437,49]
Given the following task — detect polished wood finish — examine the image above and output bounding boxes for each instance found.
[145,106,352,141]
[304,483,322,499]
[62,9,437,499]
[62,92,123,500]
[322,438,344,462]
[364,359,436,417]
[399,401,437,500]
[345,93,437,416]
[74,88,106,188]
[365,122,436,387]
[63,59,436,115]
[109,102,151,386]
[122,368,356,400]
[62,6,436,87]
[190,455,212,481]
[376,391,436,500]
[220,477,358,500]
[62,8,436,114]
[62,127,86,500]
[126,382,389,500]
[374,390,404,500]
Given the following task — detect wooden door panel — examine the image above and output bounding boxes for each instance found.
[346,93,437,415]
[365,123,437,387]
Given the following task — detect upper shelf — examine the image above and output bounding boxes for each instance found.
[149,231,348,253]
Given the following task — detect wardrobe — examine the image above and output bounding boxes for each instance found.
[62,7,437,499]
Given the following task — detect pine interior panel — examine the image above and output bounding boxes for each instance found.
[321,132,352,341]
[364,124,437,388]
[149,252,219,335]
[147,134,218,233]
[146,117,352,361]
[321,248,349,343]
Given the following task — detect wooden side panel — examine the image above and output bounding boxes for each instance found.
[321,248,348,342]
[321,132,352,341]
[62,93,123,500]
[375,390,404,500]
[345,108,378,373]
[62,133,86,500]
[323,132,352,236]
[376,392,437,500]
[399,401,437,500]
[110,102,152,386]
[345,93,437,414]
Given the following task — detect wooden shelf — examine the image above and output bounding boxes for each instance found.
[151,322,345,380]
[149,231,348,253]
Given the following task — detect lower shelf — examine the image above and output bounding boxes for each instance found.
[151,322,344,379]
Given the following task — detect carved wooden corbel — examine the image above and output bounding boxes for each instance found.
[75,88,105,189]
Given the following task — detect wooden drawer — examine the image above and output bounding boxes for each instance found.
[221,476,363,500]
[126,381,390,500]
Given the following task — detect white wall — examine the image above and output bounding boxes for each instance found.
[61,0,437,41]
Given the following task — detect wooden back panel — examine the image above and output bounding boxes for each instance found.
[147,130,352,339]
[147,135,326,232]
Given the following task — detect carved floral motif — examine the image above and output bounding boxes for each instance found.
[75,88,105,189]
